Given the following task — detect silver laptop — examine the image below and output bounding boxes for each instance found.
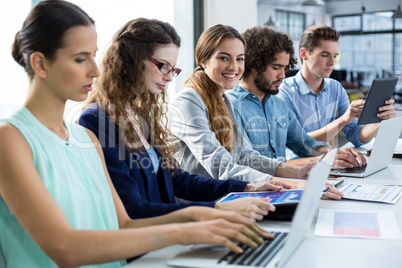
[166,150,337,268]
[330,116,402,178]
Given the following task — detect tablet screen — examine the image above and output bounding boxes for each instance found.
[357,77,398,125]
[216,189,303,205]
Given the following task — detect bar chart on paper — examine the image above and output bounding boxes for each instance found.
[333,212,380,237]
[338,183,402,204]
[314,209,402,240]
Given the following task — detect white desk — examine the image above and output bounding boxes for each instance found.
[126,144,402,268]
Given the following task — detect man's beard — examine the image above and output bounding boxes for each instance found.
[254,72,280,95]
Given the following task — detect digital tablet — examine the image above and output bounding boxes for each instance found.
[357,77,398,125]
[216,189,303,205]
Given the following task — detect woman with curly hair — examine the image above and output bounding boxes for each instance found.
[0,1,272,267]
[78,18,288,221]
[169,24,315,185]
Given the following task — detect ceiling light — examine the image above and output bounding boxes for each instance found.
[265,16,276,27]
[392,4,402,18]
[301,0,324,6]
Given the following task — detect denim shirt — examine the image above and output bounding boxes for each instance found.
[278,71,365,147]
[227,85,328,162]
[169,87,280,183]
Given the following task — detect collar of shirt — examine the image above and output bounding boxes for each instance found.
[295,71,330,96]
[231,85,271,104]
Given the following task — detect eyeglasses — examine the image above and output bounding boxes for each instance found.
[148,57,182,77]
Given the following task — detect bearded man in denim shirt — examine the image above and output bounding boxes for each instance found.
[227,27,364,167]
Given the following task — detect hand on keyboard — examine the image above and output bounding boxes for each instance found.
[335,148,367,168]
[219,232,288,267]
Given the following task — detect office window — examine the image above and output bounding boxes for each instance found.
[333,12,402,91]
[339,34,392,87]
[333,16,361,32]
[396,18,402,30]
[362,12,393,32]
[396,33,402,93]
[275,10,305,40]
[0,0,194,120]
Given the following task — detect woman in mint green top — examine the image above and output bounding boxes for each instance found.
[0,1,271,267]
[0,107,123,268]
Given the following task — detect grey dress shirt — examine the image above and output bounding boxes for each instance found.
[169,87,280,183]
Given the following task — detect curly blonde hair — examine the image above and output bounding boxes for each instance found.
[84,18,181,171]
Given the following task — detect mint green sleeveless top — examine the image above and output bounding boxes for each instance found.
[0,107,125,268]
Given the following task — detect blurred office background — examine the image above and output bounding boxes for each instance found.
[1,0,401,129]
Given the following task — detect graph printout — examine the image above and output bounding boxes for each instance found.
[333,211,380,237]
[314,209,402,240]
[338,183,402,204]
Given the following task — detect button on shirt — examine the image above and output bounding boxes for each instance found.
[227,85,328,162]
[278,71,365,147]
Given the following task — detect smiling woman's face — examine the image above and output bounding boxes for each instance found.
[202,38,245,94]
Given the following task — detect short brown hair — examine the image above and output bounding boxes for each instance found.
[299,25,340,61]
[242,26,296,79]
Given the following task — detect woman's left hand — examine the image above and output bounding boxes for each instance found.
[321,182,344,200]
[185,207,274,238]
[244,180,295,192]
[296,162,316,180]
[215,197,276,220]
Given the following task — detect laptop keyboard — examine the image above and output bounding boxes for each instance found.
[218,232,288,267]
[332,165,367,174]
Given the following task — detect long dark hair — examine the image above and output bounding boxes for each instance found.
[12,0,94,79]
[85,18,181,171]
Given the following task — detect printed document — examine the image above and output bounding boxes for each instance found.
[338,183,402,204]
[315,209,402,240]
